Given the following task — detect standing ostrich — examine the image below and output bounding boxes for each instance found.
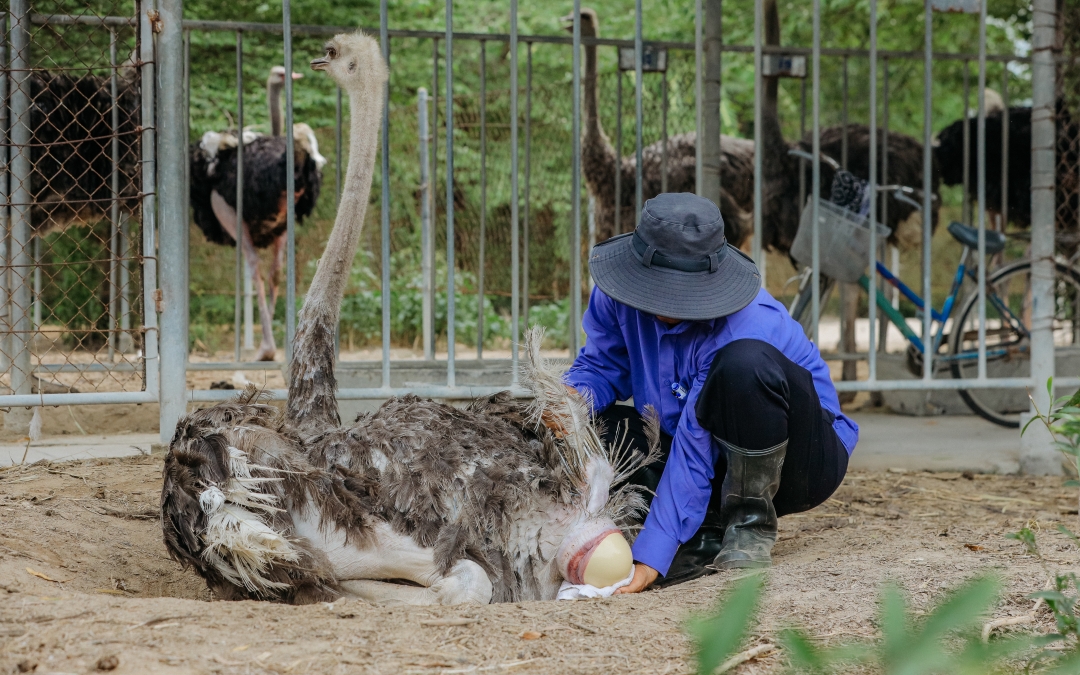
[935,102,1079,239]
[27,71,141,232]
[566,8,755,247]
[188,67,326,361]
[162,33,652,606]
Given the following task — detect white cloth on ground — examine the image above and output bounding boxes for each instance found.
[556,567,635,600]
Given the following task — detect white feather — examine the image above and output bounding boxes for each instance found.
[199,486,225,514]
[202,502,298,592]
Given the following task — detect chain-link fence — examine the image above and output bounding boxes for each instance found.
[2,1,155,406]
[1059,1,1080,245]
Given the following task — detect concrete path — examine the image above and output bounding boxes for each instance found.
[1,433,158,467]
[847,412,1020,474]
[1,415,1024,474]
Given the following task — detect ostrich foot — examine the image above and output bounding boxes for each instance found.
[254,342,277,362]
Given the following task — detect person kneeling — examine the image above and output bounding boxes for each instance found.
[562,193,859,593]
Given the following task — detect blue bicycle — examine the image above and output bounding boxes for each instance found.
[790,181,1080,428]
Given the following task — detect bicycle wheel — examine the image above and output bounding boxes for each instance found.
[949,260,1080,428]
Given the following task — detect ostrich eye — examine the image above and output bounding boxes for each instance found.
[325,45,337,59]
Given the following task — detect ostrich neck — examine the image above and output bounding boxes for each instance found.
[286,84,383,429]
[269,81,283,137]
[583,42,601,139]
[581,36,619,196]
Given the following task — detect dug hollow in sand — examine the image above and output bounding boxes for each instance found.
[160,32,653,606]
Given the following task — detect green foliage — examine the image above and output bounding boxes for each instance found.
[176,0,1034,331]
[1024,379,1080,485]
[692,574,1054,674]
[687,574,763,675]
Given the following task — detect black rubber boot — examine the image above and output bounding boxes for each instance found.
[714,438,788,569]
[654,522,724,587]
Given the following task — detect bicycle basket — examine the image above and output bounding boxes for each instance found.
[790,200,891,283]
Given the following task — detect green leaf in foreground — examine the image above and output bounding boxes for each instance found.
[688,573,763,675]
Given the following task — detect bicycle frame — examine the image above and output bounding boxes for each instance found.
[860,246,1029,363]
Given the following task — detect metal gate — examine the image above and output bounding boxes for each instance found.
[1,0,158,413]
[4,0,1070,474]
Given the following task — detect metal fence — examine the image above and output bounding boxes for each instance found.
[0,1,1074,471]
[1,0,158,410]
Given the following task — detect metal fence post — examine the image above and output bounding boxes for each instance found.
[694,0,703,195]
[380,0,390,389]
[283,0,296,365]
[234,30,244,363]
[921,0,933,381]
[0,11,9,378]
[522,43,532,330]
[140,0,160,408]
[109,29,120,362]
[867,0,878,382]
[570,0,582,355]
[8,0,33,428]
[1022,0,1061,475]
[752,0,764,277]
[158,0,188,442]
[509,0,520,383]
[701,0,722,208]
[445,0,456,384]
[418,88,433,360]
[477,40,486,360]
[633,0,643,218]
[810,0,821,344]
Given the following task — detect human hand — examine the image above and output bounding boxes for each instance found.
[540,386,580,437]
[614,563,658,594]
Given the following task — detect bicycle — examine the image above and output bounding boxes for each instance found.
[786,155,1080,428]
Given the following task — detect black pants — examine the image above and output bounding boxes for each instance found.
[599,339,849,521]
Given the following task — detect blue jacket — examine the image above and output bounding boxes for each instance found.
[564,286,858,576]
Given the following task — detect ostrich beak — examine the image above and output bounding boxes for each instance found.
[310,57,329,71]
[291,72,304,80]
[559,13,575,31]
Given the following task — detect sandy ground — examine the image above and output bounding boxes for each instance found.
[1,455,1078,674]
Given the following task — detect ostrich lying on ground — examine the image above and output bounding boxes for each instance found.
[935,102,1079,237]
[189,66,326,361]
[567,7,755,247]
[27,71,141,232]
[162,33,648,606]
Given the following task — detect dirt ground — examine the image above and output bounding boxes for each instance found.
[0,455,1077,675]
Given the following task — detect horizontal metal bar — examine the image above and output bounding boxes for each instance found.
[30,13,136,27]
[187,385,533,402]
[833,376,1080,392]
[186,361,284,371]
[33,362,140,373]
[176,17,1026,62]
[0,391,156,406]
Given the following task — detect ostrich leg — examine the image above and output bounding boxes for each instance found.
[269,232,286,312]
[211,191,279,361]
[338,560,493,606]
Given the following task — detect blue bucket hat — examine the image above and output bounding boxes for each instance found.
[588,193,761,320]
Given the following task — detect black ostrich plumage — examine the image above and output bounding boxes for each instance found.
[935,105,1080,232]
[189,136,322,249]
[28,72,141,232]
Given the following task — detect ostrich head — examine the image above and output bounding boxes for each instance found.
[311,33,388,93]
[267,65,303,87]
[516,328,652,590]
[560,7,599,37]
